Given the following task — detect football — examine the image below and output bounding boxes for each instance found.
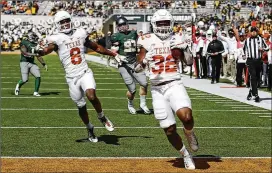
[171,48,182,60]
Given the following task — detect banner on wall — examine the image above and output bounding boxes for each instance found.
[1,15,103,29]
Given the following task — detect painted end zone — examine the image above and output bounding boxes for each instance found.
[1,158,271,172]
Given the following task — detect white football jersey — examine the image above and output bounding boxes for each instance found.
[46,28,89,78]
[138,33,182,85]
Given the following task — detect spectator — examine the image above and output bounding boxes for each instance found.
[207,32,225,84]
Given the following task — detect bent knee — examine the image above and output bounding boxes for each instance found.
[164,124,177,136]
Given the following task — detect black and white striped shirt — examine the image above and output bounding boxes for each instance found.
[243,36,269,59]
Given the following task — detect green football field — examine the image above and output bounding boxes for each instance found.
[1,54,271,158]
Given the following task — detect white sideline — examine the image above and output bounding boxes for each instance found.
[249,113,272,115]
[1,156,271,159]
[1,108,269,112]
[1,126,271,129]
[182,75,272,110]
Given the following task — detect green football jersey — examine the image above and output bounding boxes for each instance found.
[111,30,138,63]
[20,39,37,63]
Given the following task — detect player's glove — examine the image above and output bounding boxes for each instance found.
[114,54,128,65]
[143,49,155,65]
[42,63,48,71]
[134,62,144,73]
[33,44,44,56]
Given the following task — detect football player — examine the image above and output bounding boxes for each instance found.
[34,11,128,142]
[135,9,198,170]
[111,16,150,115]
[14,32,48,97]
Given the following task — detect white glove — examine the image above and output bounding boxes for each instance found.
[134,62,144,73]
[114,54,128,65]
[143,49,155,64]
[44,64,48,71]
[170,41,187,50]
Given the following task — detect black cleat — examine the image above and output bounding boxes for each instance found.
[247,90,252,100]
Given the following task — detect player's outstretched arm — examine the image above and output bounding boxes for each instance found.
[84,37,128,64]
[84,37,117,57]
[35,43,57,56]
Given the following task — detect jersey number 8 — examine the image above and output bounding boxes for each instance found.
[70,47,82,65]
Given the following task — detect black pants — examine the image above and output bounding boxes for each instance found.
[236,63,246,86]
[211,56,222,82]
[201,56,207,78]
[246,58,262,96]
[268,64,272,90]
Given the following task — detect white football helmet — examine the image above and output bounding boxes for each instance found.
[151,9,174,40]
[54,10,72,33]
[197,21,204,29]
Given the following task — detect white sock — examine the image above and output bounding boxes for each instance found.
[86,122,94,130]
[180,145,190,157]
[128,99,134,106]
[140,95,146,106]
[97,111,104,118]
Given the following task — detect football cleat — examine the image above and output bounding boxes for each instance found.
[14,84,20,95]
[183,129,199,152]
[183,154,196,170]
[254,95,260,102]
[140,104,151,114]
[128,102,137,114]
[98,116,114,132]
[247,90,252,100]
[33,92,41,97]
[88,128,98,143]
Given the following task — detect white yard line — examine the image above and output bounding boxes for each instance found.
[215,102,238,103]
[1,126,271,129]
[1,108,269,112]
[208,100,230,101]
[222,105,251,107]
[249,113,272,115]
[1,156,271,159]
[259,116,272,118]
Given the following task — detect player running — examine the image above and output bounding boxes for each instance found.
[34,11,128,142]
[111,16,150,115]
[15,32,48,97]
[135,9,198,170]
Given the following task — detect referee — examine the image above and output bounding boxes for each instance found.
[243,27,269,102]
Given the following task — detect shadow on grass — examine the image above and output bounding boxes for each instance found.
[76,135,153,145]
[39,92,61,95]
[167,155,222,170]
[136,108,154,115]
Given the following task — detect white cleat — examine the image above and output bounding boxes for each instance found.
[33,92,41,97]
[98,116,114,132]
[128,104,137,114]
[15,84,20,95]
[183,154,196,170]
[183,129,199,152]
[140,104,151,114]
[88,128,98,143]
